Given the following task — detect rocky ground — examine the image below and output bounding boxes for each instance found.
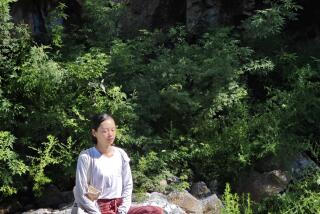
[1,153,318,214]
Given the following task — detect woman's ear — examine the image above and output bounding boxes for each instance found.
[91,129,96,137]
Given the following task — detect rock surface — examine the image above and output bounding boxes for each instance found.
[133,192,186,214]
[22,206,73,214]
[237,153,320,202]
[190,181,212,199]
[290,153,320,180]
[168,190,203,213]
[21,190,223,214]
[35,185,72,209]
[237,170,291,202]
[201,194,223,214]
[10,0,258,36]
[167,190,222,214]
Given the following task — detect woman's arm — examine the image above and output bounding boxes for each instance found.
[118,149,133,214]
[74,151,101,214]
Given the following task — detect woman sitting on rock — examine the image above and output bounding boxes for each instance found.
[73,113,163,214]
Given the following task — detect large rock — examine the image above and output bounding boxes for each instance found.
[0,200,23,214]
[201,194,222,214]
[207,179,219,194]
[35,185,71,209]
[22,206,73,214]
[120,0,186,35]
[237,169,291,202]
[133,192,186,214]
[167,190,222,214]
[11,0,81,38]
[23,191,223,214]
[186,0,221,33]
[237,153,320,202]
[190,181,212,199]
[290,153,320,181]
[24,192,185,214]
[10,0,259,37]
[186,0,257,33]
[168,190,203,214]
[254,155,287,173]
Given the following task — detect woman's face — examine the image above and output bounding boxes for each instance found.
[92,118,116,146]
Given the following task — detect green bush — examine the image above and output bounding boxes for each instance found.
[222,183,253,214]
[28,135,62,195]
[0,131,28,196]
[132,151,173,193]
[242,0,301,40]
[81,0,126,49]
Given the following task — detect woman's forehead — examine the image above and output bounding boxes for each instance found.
[99,119,116,128]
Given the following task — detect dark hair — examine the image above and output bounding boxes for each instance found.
[91,113,114,144]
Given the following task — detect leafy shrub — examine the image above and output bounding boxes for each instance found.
[81,0,126,49]
[222,183,241,214]
[242,0,302,39]
[0,0,30,130]
[45,2,67,48]
[28,135,62,195]
[222,183,253,214]
[0,131,28,196]
[19,46,65,100]
[132,151,172,193]
[106,27,261,187]
[0,0,30,74]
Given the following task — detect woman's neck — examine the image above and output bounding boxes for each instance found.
[95,144,114,157]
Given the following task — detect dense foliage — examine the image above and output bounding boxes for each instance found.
[0,0,319,212]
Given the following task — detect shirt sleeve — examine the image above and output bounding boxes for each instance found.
[118,149,133,214]
[74,150,101,214]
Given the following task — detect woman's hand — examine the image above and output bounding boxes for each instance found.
[86,185,101,201]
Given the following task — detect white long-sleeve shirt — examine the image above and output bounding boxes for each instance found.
[74,146,133,214]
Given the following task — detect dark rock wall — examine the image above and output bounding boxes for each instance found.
[10,0,54,35]
[120,0,186,36]
[9,0,320,38]
[10,0,81,38]
[9,0,256,35]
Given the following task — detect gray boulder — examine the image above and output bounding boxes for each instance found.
[22,206,73,214]
[201,194,223,214]
[190,181,212,199]
[237,153,320,202]
[133,192,186,214]
[168,190,203,214]
[290,153,320,181]
[35,185,66,208]
[238,169,291,202]
[167,190,222,214]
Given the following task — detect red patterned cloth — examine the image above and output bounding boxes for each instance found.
[97,198,123,214]
[97,198,163,214]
